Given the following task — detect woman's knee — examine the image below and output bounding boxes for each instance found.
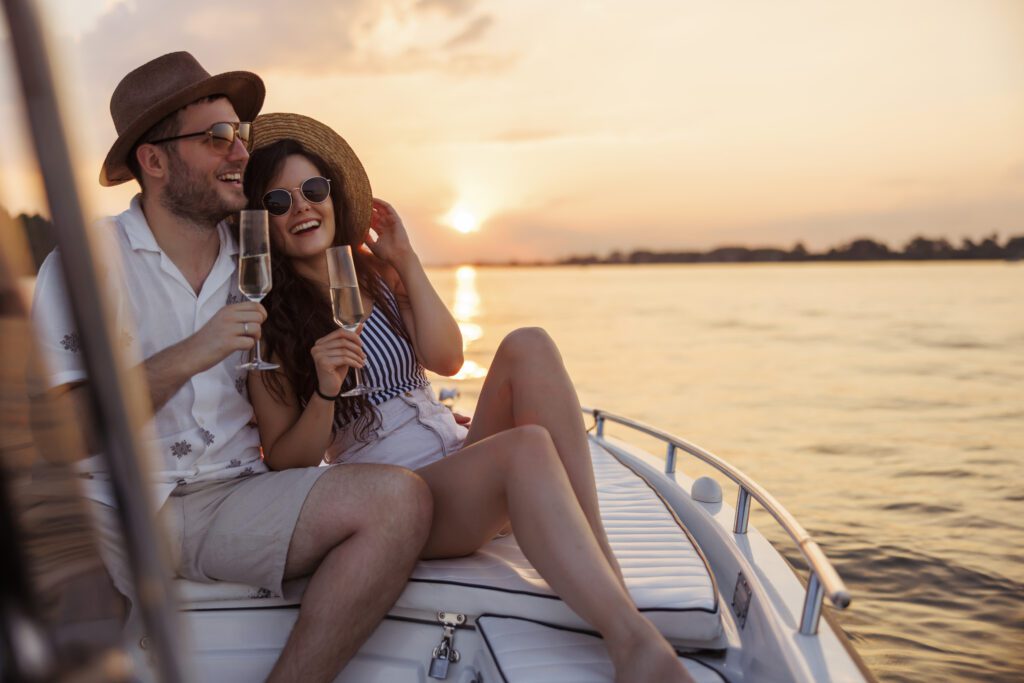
[503,424,559,469]
[497,327,558,362]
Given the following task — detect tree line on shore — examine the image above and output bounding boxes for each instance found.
[556,234,1024,266]
[12,209,1024,270]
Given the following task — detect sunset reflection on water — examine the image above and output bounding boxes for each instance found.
[450,265,487,381]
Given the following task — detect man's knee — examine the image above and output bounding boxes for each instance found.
[357,466,433,545]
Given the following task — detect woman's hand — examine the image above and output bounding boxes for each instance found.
[310,326,366,397]
[366,198,416,268]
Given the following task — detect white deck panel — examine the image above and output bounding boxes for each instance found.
[476,615,726,683]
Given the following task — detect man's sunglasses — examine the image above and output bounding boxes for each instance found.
[149,121,252,153]
[262,176,332,216]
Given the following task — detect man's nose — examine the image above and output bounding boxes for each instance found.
[227,134,250,162]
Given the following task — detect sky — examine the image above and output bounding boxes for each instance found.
[0,0,1022,264]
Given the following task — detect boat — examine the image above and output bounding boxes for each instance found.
[166,406,875,682]
[0,2,877,681]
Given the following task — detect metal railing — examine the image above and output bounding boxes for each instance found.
[584,406,850,635]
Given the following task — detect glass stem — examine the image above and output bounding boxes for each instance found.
[352,365,364,387]
[254,338,263,363]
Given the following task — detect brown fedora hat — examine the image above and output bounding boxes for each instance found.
[250,113,372,244]
[100,51,265,187]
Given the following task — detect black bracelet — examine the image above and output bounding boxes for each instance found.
[314,385,343,401]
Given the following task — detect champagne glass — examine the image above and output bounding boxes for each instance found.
[326,245,371,396]
[238,210,279,371]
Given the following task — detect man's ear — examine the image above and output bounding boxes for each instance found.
[135,143,168,182]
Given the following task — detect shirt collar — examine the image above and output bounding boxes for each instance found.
[120,194,160,253]
[121,193,238,257]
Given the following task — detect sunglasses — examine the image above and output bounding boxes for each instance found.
[149,121,252,153]
[262,176,332,216]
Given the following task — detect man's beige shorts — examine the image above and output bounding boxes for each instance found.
[91,466,328,600]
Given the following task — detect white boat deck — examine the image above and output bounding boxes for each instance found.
[172,435,869,682]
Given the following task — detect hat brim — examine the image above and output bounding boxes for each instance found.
[100,71,265,187]
[250,113,373,244]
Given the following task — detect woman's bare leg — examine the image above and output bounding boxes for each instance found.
[463,327,623,583]
[418,425,692,683]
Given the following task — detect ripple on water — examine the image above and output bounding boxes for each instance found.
[911,336,995,350]
[879,502,959,515]
[802,442,901,457]
[894,467,982,479]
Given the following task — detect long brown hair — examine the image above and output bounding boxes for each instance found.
[243,139,410,442]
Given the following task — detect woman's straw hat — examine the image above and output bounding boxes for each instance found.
[101,51,264,187]
[250,113,372,243]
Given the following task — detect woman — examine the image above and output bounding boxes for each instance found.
[243,113,693,683]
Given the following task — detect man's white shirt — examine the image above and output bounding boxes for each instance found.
[32,195,267,508]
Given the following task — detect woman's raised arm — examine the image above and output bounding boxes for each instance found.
[366,198,463,375]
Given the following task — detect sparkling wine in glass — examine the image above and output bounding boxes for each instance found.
[326,245,371,396]
[238,210,279,371]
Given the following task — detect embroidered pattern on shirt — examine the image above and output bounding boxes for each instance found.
[235,376,247,395]
[226,291,246,305]
[59,332,81,353]
[228,458,242,468]
[199,428,215,446]
[170,440,192,459]
[249,587,272,599]
[236,466,254,478]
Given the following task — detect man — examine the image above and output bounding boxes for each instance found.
[32,51,432,682]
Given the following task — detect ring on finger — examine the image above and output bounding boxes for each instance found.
[243,322,250,336]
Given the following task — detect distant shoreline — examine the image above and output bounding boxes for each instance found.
[433,257,1023,269]
[12,210,1022,272]
[437,234,1024,269]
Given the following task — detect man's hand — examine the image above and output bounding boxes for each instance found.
[184,302,267,374]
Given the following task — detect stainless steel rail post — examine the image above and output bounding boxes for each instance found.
[799,571,825,635]
[664,442,677,477]
[734,486,751,534]
[1,2,185,680]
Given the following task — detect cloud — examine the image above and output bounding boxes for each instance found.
[416,0,478,18]
[75,0,504,86]
[444,15,493,49]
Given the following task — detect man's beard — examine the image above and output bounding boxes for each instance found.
[160,149,245,227]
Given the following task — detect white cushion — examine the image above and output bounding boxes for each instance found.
[177,439,721,643]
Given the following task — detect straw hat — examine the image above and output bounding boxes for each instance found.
[101,51,265,187]
[250,113,372,243]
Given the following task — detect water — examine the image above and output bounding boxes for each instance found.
[425,262,1024,682]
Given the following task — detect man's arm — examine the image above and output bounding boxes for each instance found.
[32,302,267,460]
[141,301,266,411]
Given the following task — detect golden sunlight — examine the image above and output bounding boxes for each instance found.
[444,205,480,235]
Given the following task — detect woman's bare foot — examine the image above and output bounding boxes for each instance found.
[608,620,695,683]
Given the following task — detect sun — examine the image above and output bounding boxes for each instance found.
[444,205,480,234]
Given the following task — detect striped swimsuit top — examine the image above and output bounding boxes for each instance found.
[352,283,429,406]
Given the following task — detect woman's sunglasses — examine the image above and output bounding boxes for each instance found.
[149,121,252,154]
[262,176,332,216]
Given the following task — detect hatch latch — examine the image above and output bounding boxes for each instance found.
[428,611,466,679]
